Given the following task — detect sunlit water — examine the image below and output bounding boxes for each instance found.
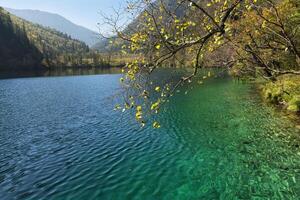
[0,72,299,200]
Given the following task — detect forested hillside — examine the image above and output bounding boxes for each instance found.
[0,7,43,70]
[92,0,183,53]
[6,8,98,46]
[0,7,106,70]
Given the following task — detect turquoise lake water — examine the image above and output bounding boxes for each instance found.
[0,72,299,199]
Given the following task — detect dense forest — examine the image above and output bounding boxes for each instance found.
[0,7,43,70]
[0,7,110,70]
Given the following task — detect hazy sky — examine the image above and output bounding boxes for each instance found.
[0,0,128,32]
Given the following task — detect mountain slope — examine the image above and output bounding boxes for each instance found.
[0,7,95,69]
[0,7,43,70]
[6,8,99,46]
[92,0,181,52]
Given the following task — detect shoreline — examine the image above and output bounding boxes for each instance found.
[256,76,300,128]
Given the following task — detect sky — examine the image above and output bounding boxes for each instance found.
[0,0,128,32]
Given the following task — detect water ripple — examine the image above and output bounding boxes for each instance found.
[0,75,299,199]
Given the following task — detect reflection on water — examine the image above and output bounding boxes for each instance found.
[0,67,122,79]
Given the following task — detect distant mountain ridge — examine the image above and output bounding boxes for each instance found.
[5,7,99,46]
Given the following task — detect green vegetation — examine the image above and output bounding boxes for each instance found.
[0,7,117,70]
[0,7,43,70]
[6,8,98,46]
[263,75,300,112]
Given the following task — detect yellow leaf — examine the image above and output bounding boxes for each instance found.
[136,106,142,111]
[153,121,161,129]
[151,101,160,110]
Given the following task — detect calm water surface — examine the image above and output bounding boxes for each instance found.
[0,72,299,200]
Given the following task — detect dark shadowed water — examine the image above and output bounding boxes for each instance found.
[0,72,299,200]
[0,67,121,79]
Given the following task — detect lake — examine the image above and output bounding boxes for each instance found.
[0,71,299,199]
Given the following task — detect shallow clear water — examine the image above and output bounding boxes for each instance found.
[0,73,299,200]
